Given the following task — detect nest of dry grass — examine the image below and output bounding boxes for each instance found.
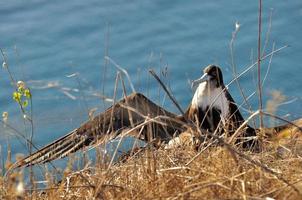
[2,128,302,200]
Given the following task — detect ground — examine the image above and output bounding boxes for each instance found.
[2,122,302,200]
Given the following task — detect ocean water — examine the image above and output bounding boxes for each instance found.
[0,0,301,170]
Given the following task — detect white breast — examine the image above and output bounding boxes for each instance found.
[191,82,229,122]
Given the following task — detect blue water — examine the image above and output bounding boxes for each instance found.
[0,0,302,171]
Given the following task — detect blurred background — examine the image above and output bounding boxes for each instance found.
[0,0,301,167]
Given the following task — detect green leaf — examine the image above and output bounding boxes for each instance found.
[24,89,31,99]
[18,87,24,93]
[13,92,21,103]
[22,100,28,107]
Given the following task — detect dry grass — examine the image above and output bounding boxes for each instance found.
[2,125,302,200]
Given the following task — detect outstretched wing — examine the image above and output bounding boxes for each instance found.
[11,103,121,169]
[10,93,184,169]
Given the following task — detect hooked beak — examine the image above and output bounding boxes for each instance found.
[191,73,210,89]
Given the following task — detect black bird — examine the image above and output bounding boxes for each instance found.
[184,65,258,148]
[9,65,264,169]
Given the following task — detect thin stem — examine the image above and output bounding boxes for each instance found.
[105,56,136,93]
[230,22,257,128]
[0,47,16,84]
[257,0,264,128]
[149,69,185,117]
[101,23,110,106]
[262,9,274,57]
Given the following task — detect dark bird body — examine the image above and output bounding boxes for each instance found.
[185,65,258,148]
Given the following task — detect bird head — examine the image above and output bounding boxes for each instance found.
[191,65,224,89]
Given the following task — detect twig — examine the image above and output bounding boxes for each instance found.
[149,69,186,117]
[0,47,16,84]
[257,0,264,128]
[229,44,288,87]
[260,179,302,197]
[25,185,94,192]
[229,21,257,128]
[203,127,302,195]
[157,166,191,172]
[68,70,90,118]
[107,115,167,168]
[105,56,136,93]
[108,72,120,134]
[120,74,134,127]
[101,23,110,101]
[262,42,275,87]
[262,9,274,57]
[185,138,215,166]
[261,111,302,132]
[228,110,260,144]
[117,103,187,129]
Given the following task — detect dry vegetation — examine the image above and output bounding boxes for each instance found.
[1,122,302,200]
[1,1,301,199]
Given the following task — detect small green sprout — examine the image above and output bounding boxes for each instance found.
[12,81,31,109]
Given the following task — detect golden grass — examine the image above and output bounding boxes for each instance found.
[2,127,302,200]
